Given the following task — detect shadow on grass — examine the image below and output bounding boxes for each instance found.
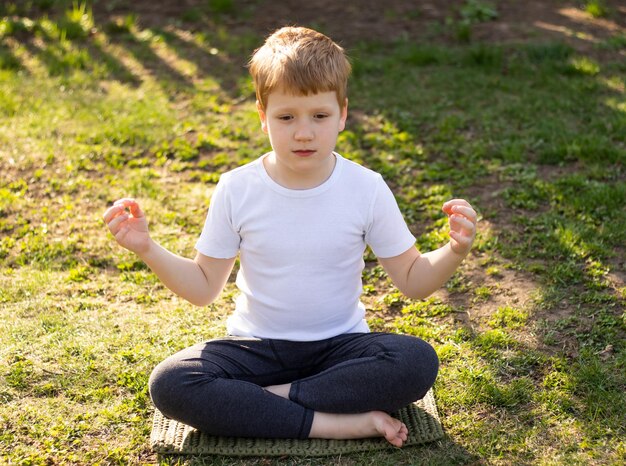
[0,2,258,98]
[2,1,624,464]
[0,40,23,72]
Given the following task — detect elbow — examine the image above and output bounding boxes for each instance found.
[189,299,210,307]
[404,290,432,301]
[186,298,207,307]
[187,292,216,307]
[398,284,435,301]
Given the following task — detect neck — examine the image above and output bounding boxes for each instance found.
[263,152,336,190]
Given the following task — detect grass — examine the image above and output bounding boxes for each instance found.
[1,1,625,465]
[584,0,609,18]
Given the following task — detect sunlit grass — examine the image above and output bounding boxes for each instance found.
[1,1,625,464]
[583,0,609,18]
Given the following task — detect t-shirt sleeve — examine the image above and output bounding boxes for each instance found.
[365,175,416,258]
[195,176,241,258]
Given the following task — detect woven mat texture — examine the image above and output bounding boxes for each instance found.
[150,389,443,457]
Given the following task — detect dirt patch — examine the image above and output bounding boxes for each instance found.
[91,0,626,56]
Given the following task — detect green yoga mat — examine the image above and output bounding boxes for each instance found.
[150,389,443,457]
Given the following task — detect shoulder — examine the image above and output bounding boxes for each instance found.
[336,153,383,185]
[217,155,264,187]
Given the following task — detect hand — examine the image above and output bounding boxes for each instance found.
[103,198,151,255]
[442,199,477,255]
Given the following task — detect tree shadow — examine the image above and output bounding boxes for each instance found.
[0,3,256,98]
[3,1,624,463]
[0,40,25,73]
[144,22,255,97]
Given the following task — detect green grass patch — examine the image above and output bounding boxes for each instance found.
[1,2,625,464]
[584,0,609,18]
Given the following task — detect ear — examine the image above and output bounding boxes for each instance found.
[338,98,348,132]
[256,100,268,133]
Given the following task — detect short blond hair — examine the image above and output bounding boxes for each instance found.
[249,26,351,110]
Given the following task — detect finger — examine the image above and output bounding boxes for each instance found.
[128,201,145,219]
[106,212,129,235]
[450,230,474,248]
[114,198,144,219]
[102,204,126,223]
[451,205,478,223]
[113,198,136,214]
[442,199,471,214]
[449,214,476,233]
[444,198,471,206]
[113,197,136,206]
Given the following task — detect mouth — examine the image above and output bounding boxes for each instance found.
[293,150,316,157]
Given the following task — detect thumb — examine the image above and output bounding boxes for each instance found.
[114,198,145,219]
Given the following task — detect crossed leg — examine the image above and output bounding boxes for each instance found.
[149,332,438,447]
[265,382,409,447]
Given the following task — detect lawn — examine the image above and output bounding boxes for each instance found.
[1,1,625,465]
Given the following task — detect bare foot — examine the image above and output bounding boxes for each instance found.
[262,385,408,447]
[372,411,409,447]
[309,411,408,447]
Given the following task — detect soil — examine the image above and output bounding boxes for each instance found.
[92,0,626,55]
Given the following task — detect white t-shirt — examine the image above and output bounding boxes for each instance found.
[195,152,416,341]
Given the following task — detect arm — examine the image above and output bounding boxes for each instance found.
[103,198,235,306]
[378,199,477,300]
[139,244,235,306]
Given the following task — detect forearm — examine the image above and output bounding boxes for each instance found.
[402,242,467,299]
[138,240,213,306]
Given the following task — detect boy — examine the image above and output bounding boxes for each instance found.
[103,26,477,447]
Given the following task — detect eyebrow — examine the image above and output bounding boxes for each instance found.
[270,104,335,113]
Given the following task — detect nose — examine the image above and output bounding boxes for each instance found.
[294,121,314,141]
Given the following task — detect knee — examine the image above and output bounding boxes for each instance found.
[392,335,439,398]
[149,357,216,416]
[415,338,439,385]
[148,359,182,415]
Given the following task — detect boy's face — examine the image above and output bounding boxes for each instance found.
[257,88,348,185]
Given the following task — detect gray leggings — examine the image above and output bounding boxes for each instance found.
[148,332,438,439]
